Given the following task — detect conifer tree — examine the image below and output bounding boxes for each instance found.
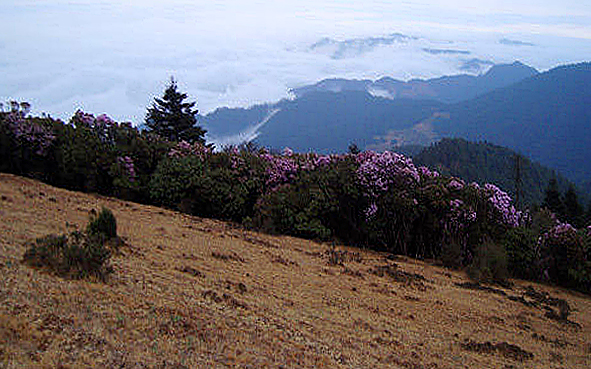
[563,186,583,227]
[145,77,206,144]
[542,178,565,220]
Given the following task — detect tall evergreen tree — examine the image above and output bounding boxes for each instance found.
[542,178,565,220]
[145,77,206,144]
[513,153,523,209]
[563,185,583,227]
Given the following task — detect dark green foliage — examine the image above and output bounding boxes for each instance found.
[146,78,206,144]
[542,178,565,219]
[414,138,583,208]
[503,227,538,280]
[539,225,590,291]
[149,150,267,222]
[149,155,205,210]
[254,174,334,240]
[467,240,509,284]
[563,186,584,227]
[23,231,111,280]
[348,143,360,155]
[369,188,419,254]
[87,207,118,240]
[254,158,365,242]
[23,207,118,280]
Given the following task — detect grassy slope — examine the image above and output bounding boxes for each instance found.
[0,173,590,368]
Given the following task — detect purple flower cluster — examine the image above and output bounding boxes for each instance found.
[259,151,300,188]
[257,150,345,188]
[356,151,419,196]
[418,166,440,179]
[483,183,523,227]
[355,151,420,221]
[365,202,378,220]
[447,178,465,191]
[546,222,577,239]
[446,198,477,238]
[5,112,55,156]
[117,156,136,182]
[168,140,212,160]
[72,110,119,144]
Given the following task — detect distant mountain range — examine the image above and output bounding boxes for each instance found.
[201,61,591,185]
[291,61,538,104]
[433,63,591,184]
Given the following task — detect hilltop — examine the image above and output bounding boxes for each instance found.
[412,138,586,207]
[1,173,590,368]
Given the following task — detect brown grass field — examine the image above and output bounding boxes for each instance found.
[1,173,590,368]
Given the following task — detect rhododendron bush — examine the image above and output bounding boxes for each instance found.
[2,107,590,292]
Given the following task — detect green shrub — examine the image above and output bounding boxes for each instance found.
[87,207,117,240]
[503,227,539,280]
[23,209,117,280]
[23,231,111,279]
[539,224,591,292]
[440,241,463,269]
[467,239,509,284]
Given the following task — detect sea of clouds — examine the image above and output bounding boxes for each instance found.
[1,0,591,125]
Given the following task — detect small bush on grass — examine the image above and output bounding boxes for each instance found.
[467,239,509,285]
[23,208,118,280]
[87,207,117,240]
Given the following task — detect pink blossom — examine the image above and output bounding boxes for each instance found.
[447,179,464,190]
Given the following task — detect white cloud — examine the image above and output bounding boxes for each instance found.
[1,1,590,123]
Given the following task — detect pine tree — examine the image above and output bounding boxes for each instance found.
[563,186,583,227]
[542,178,565,220]
[145,77,206,144]
[513,153,523,209]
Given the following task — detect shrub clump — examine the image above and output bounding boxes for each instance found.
[467,239,509,285]
[87,207,118,240]
[23,208,118,280]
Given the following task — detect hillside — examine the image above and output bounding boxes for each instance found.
[202,62,537,150]
[434,63,591,184]
[413,138,585,207]
[202,91,443,152]
[1,173,591,368]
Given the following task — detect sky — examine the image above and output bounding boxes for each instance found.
[1,0,591,124]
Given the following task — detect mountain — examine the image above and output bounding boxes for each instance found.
[202,91,443,152]
[202,61,591,185]
[413,138,586,207]
[291,61,538,103]
[433,62,591,184]
[254,92,443,153]
[203,62,538,151]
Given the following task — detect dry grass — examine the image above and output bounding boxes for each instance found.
[1,173,590,368]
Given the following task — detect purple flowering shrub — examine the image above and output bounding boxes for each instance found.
[538,222,591,291]
[253,155,365,241]
[0,109,56,177]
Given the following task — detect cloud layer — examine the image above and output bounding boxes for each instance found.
[1,1,591,124]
